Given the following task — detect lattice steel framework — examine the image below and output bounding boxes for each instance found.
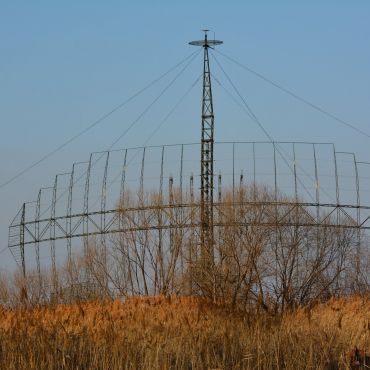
[189,31,223,268]
[8,141,370,288]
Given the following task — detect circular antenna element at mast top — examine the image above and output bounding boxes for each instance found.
[189,30,223,47]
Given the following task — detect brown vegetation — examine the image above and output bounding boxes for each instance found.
[0,295,369,369]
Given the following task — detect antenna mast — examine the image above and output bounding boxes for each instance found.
[189,31,223,278]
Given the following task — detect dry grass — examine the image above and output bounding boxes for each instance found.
[0,295,369,369]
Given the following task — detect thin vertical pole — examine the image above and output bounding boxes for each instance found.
[333,145,340,205]
[217,172,222,269]
[20,203,26,280]
[35,190,41,287]
[119,149,128,210]
[83,155,92,283]
[273,143,279,307]
[333,146,341,295]
[253,142,256,188]
[169,175,174,255]
[313,144,320,218]
[293,144,298,203]
[101,152,109,234]
[158,146,164,292]
[190,173,196,267]
[140,147,148,295]
[20,202,27,302]
[51,176,58,294]
[101,151,110,292]
[232,143,235,203]
[179,145,184,279]
[273,143,278,204]
[353,154,361,287]
[67,166,74,271]
[292,144,299,290]
[312,144,322,292]
[160,147,164,200]
[218,172,222,203]
[180,145,184,204]
[190,173,194,203]
[119,148,128,254]
[139,148,146,205]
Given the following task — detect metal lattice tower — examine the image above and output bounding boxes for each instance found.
[190,31,223,269]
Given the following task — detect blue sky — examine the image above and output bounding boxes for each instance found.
[1,0,370,272]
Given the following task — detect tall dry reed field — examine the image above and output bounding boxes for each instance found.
[0,295,369,369]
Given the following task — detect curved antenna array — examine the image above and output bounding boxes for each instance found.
[8,141,370,289]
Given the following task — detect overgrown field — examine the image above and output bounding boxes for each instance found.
[0,295,369,369]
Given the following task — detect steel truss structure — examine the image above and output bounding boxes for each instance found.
[7,32,370,294]
[8,141,370,285]
[189,31,223,270]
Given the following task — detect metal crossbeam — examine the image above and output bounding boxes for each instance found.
[9,201,370,251]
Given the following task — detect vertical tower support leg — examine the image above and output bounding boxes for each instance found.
[20,202,27,303]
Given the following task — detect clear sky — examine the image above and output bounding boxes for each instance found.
[1,0,370,272]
